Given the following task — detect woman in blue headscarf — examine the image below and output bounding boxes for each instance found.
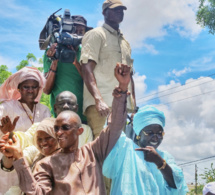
[103,105,188,195]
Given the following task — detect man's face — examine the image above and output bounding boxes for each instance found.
[54,113,80,152]
[19,79,39,103]
[104,7,124,24]
[75,25,86,36]
[54,93,78,116]
[138,124,164,149]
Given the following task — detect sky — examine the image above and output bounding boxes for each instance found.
[1,0,215,184]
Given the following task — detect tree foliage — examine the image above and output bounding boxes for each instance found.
[0,65,12,84]
[196,0,215,34]
[15,53,44,72]
[200,163,215,183]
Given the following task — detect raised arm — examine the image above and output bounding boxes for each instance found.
[43,44,58,95]
[92,63,130,162]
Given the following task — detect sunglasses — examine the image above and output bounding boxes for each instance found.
[143,131,165,138]
[54,125,79,132]
[21,86,39,91]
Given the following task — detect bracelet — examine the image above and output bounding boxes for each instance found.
[120,89,128,94]
[0,159,14,172]
[157,159,167,170]
[50,69,57,73]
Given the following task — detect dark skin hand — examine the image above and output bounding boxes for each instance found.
[135,146,177,189]
[0,133,13,168]
[0,133,23,160]
[0,116,19,134]
[114,63,131,92]
[43,44,82,95]
[82,60,110,117]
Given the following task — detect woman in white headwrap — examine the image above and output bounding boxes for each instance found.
[0,67,51,137]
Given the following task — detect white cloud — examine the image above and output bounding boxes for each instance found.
[0,55,18,71]
[152,77,215,158]
[133,72,147,101]
[168,67,191,77]
[190,52,215,71]
[120,0,202,52]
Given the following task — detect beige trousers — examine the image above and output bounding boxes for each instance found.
[85,105,107,139]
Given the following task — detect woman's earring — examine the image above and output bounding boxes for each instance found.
[136,135,140,140]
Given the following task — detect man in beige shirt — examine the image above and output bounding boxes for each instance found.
[0,64,130,195]
[80,0,136,139]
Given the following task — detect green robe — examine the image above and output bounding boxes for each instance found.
[43,46,87,123]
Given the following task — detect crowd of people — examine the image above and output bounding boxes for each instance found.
[0,0,190,194]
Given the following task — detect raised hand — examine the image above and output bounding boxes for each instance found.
[114,63,131,92]
[0,116,20,134]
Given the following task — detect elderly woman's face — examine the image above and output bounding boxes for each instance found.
[36,131,58,156]
[138,124,164,149]
[19,79,39,103]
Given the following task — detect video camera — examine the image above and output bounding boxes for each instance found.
[39,8,83,63]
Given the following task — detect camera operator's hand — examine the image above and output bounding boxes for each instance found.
[47,43,57,57]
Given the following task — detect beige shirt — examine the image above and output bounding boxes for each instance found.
[80,23,135,112]
[13,93,127,195]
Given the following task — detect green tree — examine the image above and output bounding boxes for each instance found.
[16,53,37,71]
[189,163,215,195]
[200,163,215,183]
[196,0,215,34]
[189,184,204,195]
[0,65,12,84]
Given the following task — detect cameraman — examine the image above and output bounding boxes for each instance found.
[43,15,92,124]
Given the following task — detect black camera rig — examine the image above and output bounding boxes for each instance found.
[39,8,83,63]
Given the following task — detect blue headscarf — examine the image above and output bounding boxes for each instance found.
[133,105,165,135]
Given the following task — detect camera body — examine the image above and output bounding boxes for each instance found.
[39,9,83,63]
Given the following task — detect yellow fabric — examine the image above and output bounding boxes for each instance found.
[80,23,134,113]
[14,122,40,150]
[78,124,93,148]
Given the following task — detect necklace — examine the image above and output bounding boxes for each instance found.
[20,102,36,124]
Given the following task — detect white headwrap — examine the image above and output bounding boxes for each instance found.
[203,182,215,195]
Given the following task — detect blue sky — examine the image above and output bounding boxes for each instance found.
[1,0,215,184]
